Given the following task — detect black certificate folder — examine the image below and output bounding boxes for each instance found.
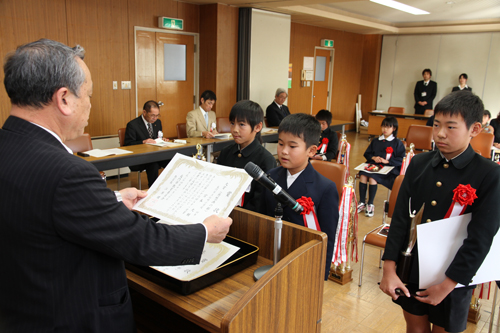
[126,236,259,295]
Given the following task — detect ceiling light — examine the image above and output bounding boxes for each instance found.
[370,0,430,15]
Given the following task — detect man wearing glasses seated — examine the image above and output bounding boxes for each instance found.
[124,100,169,187]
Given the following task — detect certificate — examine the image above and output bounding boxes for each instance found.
[133,153,252,224]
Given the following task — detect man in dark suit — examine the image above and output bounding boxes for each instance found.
[0,39,232,332]
[124,100,168,187]
[265,88,291,127]
[414,68,437,114]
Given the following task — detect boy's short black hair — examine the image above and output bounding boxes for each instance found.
[278,113,321,148]
[200,90,216,101]
[422,68,432,76]
[459,73,468,80]
[434,91,483,129]
[315,109,332,126]
[381,116,399,138]
[143,100,159,112]
[484,110,491,119]
[229,100,264,142]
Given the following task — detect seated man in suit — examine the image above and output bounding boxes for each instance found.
[266,88,291,127]
[186,90,218,138]
[124,100,169,187]
[0,38,231,332]
[414,68,437,115]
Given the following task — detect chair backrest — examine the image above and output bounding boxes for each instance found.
[424,109,434,117]
[117,128,126,147]
[176,123,187,139]
[406,124,433,151]
[388,175,404,219]
[217,117,231,133]
[65,133,93,152]
[387,107,405,114]
[264,117,269,128]
[310,160,346,199]
[470,132,494,159]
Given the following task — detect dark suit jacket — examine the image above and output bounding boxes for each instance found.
[383,146,500,286]
[452,86,472,93]
[414,80,437,114]
[263,163,339,280]
[124,115,162,146]
[266,102,290,127]
[0,116,206,332]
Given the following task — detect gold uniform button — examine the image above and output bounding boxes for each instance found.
[238,153,242,158]
[436,181,442,187]
[431,200,437,206]
[426,219,431,222]
[443,163,449,168]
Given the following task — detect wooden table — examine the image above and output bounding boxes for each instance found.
[367,111,430,139]
[127,208,327,333]
[330,119,354,135]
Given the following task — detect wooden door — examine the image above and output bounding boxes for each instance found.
[136,30,196,138]
[312,49,332,115]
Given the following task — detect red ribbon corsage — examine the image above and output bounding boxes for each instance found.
[296,196,320,231]
[444,184,477,218]
[318,138,329,154]
[385,146,393,160]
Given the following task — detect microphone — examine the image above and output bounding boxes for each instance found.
[244,162,303,213]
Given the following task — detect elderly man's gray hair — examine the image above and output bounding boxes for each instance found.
[4,39,86,108]
[275,88,287,97]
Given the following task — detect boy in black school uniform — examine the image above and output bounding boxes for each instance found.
[380,91,500,333]
[312,109,339,162]
[263,113,339,280]
[217,100,276,214]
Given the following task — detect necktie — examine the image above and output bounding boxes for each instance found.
[204,113,209,129]
[147,123,153,138]
[424,82,428,86]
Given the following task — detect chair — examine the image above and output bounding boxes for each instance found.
[117,128,143,190]
[424,109,434,117]
[310,160,346,199]
[65,133,106,180]
[358,174,404,286]
[216,117,231,133]
[176,123,187,139]
[387,107,405,114]
[471,132,494,159]
[405,124,433,153]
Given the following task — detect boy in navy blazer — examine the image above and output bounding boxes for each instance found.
[263,113,339,280]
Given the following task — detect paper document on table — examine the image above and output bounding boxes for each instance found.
[146,138,184,147]
[417,213,500,289]
[213,133,232,139]
[134,153,252,224]
[84,148,133,157]
[151,241,239,281]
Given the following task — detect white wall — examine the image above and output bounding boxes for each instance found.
[249,9,291,115]
[377,32,500,116]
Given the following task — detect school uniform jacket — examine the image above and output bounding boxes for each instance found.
[0,116,206,332]
[186,106,217,137]
[263,163,339,280]
[217,138,277,214]
[383,145,500,286]
[317,127,339,161]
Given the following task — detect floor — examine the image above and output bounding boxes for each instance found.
[105,131,500,333]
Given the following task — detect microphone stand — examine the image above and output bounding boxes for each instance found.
[254,203,283,281]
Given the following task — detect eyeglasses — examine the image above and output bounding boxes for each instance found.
[149,114,161,119]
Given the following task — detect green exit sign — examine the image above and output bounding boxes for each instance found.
[158,17,184,30]
[321,39,334,47]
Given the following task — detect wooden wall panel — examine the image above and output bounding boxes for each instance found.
[289,23,368,130]
[359,35,382,121]
[0,0,68,126]
[199,4,218,111]
[66,0,131,137]
[215,4,239,117]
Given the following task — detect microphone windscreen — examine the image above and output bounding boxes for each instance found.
[244,162,261,178]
